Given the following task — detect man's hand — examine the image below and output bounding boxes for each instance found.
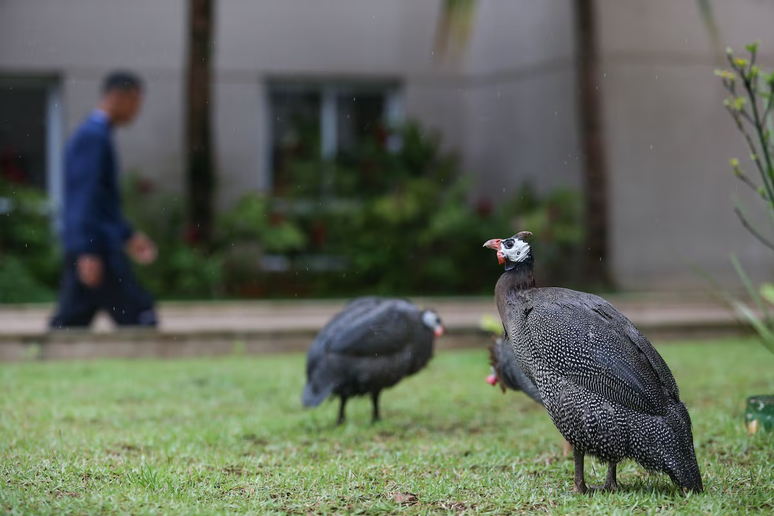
[77,255,103,288]
[126,232,158,265]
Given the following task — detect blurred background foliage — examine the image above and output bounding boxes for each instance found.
[0,179,58,303]
[0,121,584,303]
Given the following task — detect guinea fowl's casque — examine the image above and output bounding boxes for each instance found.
[302,296,444,425]
[483,232,702,494]
[487,337,573,456]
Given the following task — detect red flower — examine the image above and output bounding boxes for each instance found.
[476,197,493,217]
[311,222,327,248]
[185,224,201,247]
[138,178,155,194]
[374,125,389,147]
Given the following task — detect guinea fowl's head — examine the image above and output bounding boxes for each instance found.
[486,366,499,387]
[421,310,445,338]
[483,231,533,271]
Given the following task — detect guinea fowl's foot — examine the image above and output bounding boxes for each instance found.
[573,449,587,494]
[603,462,618,492]
[336,396,348,426]
[572,450,617,495]
[586,463,618,493]
[370,391,381,424]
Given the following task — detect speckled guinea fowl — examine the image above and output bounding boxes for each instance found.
[487,337,542,403]
[487,337,573,456]
[302,296,444,425]
[483,232,702,494]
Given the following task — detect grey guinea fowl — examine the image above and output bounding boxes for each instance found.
[487,336,573,456]
[483,231,702,494]
[302,296,444,425]
[487,336,542,404]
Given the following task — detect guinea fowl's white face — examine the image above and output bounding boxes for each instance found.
[422,310,444,338]
[484,237,531,265]
[501,238,531,263]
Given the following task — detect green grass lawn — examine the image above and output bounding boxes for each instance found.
[1,339,773,515]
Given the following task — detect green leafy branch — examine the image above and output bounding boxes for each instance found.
[717,42,774,250]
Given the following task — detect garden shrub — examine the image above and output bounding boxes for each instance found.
[0,120,584,302]
[0,178,58,302]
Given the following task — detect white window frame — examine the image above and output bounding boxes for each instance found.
[264,80,403,198]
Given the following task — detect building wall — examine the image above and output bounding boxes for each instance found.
[0,0,187,196]
[597,0,774,289]
[462,1,581,203]
[4,0,769,291]
[0,0,573,204]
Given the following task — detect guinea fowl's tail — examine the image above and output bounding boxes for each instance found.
[636,401,703,493]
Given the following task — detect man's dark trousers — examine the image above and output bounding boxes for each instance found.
[50,251,157,328]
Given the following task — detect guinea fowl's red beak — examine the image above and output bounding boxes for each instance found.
[483,239,504,265]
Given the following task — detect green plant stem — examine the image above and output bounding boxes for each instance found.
[743,65,774,208]
[734,207,774,251]
[731,253,770,321]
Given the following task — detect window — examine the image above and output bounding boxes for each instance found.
[0,77,63,223]
[267,82,402,199]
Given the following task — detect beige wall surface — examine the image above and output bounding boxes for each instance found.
[3,0,771,290]
[597,0,774,289]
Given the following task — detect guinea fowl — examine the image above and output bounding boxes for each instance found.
[302,296,444,425]
[486,337,542,403]
[483,232,702,494]
[486,337,573,456]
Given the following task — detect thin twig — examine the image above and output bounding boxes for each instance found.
[735,206,774,251]
[727,104,774,204]
[743,57,774,204]
[734,169,767,199]
[763,85,774,121]
[739,109,755,126]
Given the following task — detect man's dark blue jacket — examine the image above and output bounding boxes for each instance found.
[61,111,134,254]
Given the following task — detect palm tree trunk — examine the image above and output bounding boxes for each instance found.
[575,0,612,288]
[185,0,215,247]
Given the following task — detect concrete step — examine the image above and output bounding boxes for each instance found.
[0,295,754,362]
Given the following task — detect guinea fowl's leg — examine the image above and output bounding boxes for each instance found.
[337,396,348,426]
[371,391,381,423]
[573,448,587,494]
[603,462,618,491]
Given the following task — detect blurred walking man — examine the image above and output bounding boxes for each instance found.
[50,71,158,329]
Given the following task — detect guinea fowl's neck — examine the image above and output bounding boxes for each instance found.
[502,261,536,291]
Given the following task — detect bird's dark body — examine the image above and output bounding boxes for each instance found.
[489,337,542,404]
[496,272,702,492]
[302,297,435,423]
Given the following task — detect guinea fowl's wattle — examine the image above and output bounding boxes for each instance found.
[486,232,703,494]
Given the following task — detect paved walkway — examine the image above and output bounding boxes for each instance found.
[0,293,744,335]
[0,294,752,361]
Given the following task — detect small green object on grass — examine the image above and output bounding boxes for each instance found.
[745,395,774,434]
